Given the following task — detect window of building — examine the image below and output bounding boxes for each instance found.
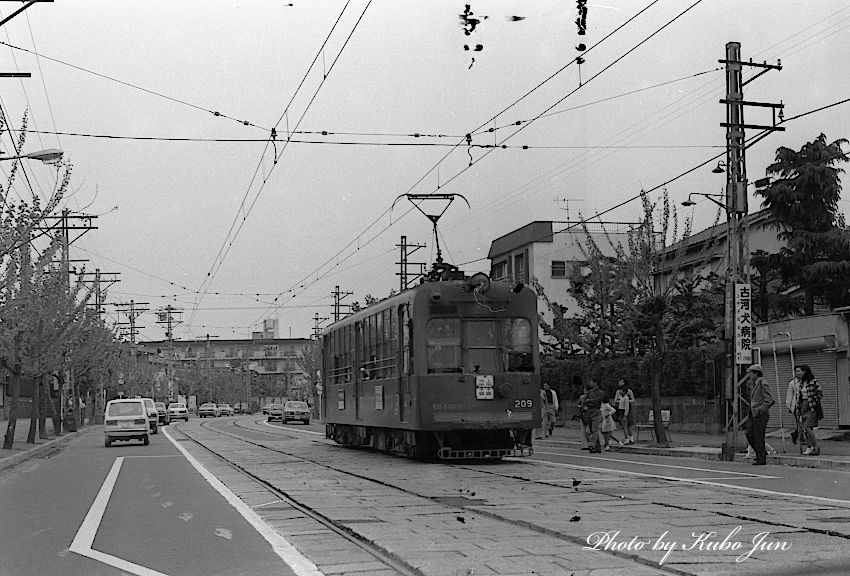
[514,253,525,283]
[551,260,567,278]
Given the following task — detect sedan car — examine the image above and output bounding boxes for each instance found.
[141,398,158,434]
[198,402,220,418]
[261,403,274,415]
[217,403,234,416]
[155,402,170,425]
[282,401,311,424]
[104,399,150,447]
[266,403,284,422]
[167,402,189,422]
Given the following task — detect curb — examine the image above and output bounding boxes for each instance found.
[0,427,94,473]
[537,438,850,471]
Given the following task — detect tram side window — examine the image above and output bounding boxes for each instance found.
[426,318,462,373]
[502,318,533,372]
[464,320,499,374]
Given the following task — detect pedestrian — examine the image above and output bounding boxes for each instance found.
[786,366,802,445]
[575,382,590,450]
[600,396,619,451]
[581,377,605,453]
[541,382,559,438]
[797,364,823,456]
[745,363,775,465]
[614,378,636,444]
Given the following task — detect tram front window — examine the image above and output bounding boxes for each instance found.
[427,318,462,373]
[503,318,533,372]
[464,320,499,374]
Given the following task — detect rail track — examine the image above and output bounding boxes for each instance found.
[172,416,850,576]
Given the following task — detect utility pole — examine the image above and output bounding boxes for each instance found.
[33,210,97,431]
[115,300,149,343]
[80,269,120,316]
[312,313,329,339]
[719,42,783,460]
[156,306,182,401]
[331,286,353,322]
[396,235,426,291]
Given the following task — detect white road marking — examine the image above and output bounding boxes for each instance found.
[533,450,773,477]
[252,499,284,509]
[261,420,323,435]
[70,457,172,576]
[517,457,850,506]
[163,427,324,576]
[215,528,233,540]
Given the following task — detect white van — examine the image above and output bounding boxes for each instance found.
[104,399,150,447]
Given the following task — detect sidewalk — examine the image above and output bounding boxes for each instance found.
[538,423,850,471]
[0,417,95,472]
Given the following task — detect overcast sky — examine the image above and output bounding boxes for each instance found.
[1,1,848,342]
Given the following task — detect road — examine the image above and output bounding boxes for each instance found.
[2,416,849,576]
[0,424,309,576]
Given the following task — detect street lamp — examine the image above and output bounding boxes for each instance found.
[0,148,64,164]
[711,161,727,174]
[681,192,726,209]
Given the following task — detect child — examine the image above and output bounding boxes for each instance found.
[600,396,619,451]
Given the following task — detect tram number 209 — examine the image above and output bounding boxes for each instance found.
[514,399,534,409]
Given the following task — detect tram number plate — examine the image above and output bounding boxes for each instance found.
[475,375,494,400]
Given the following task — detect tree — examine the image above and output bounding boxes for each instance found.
[571,190,722,445]
[756,134,850,314]
[295,340,321,407]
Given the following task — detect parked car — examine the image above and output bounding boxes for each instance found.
[217,403,234,417]
[198,403,220,418]
[266,403,284,422]
[141,398,158,434]
[155,402,170,425]
[234,402,249,414]
[167,402,189,422]
[261,403,274,415]
[104,399,150,447]
[282,401,311,424]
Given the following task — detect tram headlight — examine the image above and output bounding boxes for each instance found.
[497,383,513,398]
[430,290,442,302]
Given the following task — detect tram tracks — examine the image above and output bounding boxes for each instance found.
[175,417,741,576]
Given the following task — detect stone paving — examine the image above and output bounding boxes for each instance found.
[171,420,850,576]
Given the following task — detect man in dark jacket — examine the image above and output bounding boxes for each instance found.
[745,364,775,465]
[581,378,605,453]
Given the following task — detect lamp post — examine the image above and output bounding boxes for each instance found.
[681,193,726,209]
[0,148,63,164]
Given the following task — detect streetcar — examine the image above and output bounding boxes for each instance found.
[320,261,540,460]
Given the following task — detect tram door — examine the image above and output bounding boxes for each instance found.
[354,321,362,419]
[398,305,409,422]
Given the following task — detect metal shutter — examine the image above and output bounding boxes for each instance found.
[794,351,838,429]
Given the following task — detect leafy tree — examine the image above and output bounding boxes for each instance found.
[756,133,850,314]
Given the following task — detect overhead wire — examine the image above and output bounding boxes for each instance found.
[190,0,372,330]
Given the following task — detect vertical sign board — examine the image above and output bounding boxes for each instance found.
[735,283,753,365]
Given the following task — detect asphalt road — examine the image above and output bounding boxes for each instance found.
[0,424,302,576]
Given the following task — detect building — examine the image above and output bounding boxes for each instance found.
[139,337,313,402]
[754,312,849,430]
[487,220,636,346]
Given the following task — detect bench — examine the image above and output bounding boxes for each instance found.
[634,409,671,442]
